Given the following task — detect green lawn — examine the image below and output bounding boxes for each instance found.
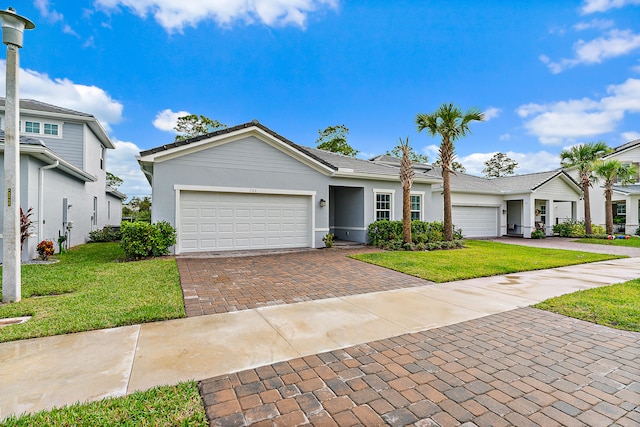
[0,381,207,427]
[575,237,640,247]
[535,279,640,332]
[351,240,623,283]
[0,242,185,343]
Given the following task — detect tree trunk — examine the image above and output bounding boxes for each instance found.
[582,177,592,235]
[403,184,411,244]
[605,186,613,235]
[443,167,453,241]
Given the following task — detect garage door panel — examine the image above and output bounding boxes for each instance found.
[452,206,499,238]
[180,191,311,252]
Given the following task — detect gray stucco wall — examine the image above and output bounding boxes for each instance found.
[150,136,434,250]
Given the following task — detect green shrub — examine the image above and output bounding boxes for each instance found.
[367,220,463,251]
[322,232,335,248]
[88,226,121,242]
[530,229,545,239]
[120,221,176,260]
[553,220,604,238]
[36,240,55,260]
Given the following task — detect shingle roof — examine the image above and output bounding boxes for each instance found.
[0,98,94,118]
[609,139,640,156]
[139,120,441,180]
[0,129,45,146]
[613,184,640,195]
[431,168,578,193]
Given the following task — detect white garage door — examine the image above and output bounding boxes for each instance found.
[179,191,311,252]
[452,206,499,238]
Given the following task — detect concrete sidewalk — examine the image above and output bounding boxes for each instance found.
[1,257,640,420]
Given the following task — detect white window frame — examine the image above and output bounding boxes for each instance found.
[373,189,395,221]
[410,191,424,221]
[617,204,626,216]
[92,197,98,226]
[20,118,63,139]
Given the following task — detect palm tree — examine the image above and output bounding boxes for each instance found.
[559,142,611,235]
[416,103,484,241]
[592,159,637,234]
[399,137,415,245]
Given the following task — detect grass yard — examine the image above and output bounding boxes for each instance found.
[351,240,623,283]
[0,242,185,343]
[535,279,640,332]
[576,237,640,247]
[0,381,207,427]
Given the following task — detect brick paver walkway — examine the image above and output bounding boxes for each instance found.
[200,308,640,426]
[177,248,432,316]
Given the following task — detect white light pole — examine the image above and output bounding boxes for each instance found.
[1,8,34,303]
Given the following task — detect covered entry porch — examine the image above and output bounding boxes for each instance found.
[505,197,578,238]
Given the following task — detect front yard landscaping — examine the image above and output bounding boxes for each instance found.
[350,240,623,283]
[0,242,185,343]
[0,381,207,427]
[535,279,640,332]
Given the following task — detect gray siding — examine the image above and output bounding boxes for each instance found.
[42,123,84,169]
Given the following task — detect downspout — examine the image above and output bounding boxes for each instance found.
[38,161,59,242]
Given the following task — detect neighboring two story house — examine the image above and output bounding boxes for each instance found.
[0,98,125,262]
[583,139,640,234]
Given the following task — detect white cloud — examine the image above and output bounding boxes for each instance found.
[34,0,64,23]
[459,151,560,176]
[517,78,640,144]
[95,0,339,33]
[499,133,511,141]
[581,0,640,14]
[106,140,151,199]
[483,107,501,121]
[0,61,124,132]
[573,18,614,31]
[153,108,190,132]
[621,131,640,141]
[541,29,640,73]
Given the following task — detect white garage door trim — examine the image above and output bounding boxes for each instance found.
[452,205,500,238]
[174,185,316,253]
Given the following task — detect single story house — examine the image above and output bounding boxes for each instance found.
[138,121,586,253]
[428,169,583,238]
[0,98,125,262]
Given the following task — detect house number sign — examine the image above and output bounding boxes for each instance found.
[7,188,11,207]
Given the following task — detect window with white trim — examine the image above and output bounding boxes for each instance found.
[92,197,98,226]
[25,121,40,134]
[21,120,62,137]
[44,123,59,136]
[375,193,392,221]
[617,204,626,215]
[410,194,422,220]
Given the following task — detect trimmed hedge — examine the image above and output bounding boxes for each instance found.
[368,220,464,251]
[88,226,121,242]
[120,221,176,260]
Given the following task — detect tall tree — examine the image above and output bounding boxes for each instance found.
[592,159,637,234]
[416,103,484,241]
[315,124,359,157]
[386,144,429,163]
[433,159,466,173]
[482,152,518,178]
[106,172,123,189]
[398,137,415,245]
[174,114,227,141]
[560,142,611,235]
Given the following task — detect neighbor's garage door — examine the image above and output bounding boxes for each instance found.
[179,191,311,252]
[452,206,499,238]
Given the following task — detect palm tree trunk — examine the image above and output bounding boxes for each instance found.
[582,179,592,235]
[605,187,613,234]
[443,167,453,241]
[403,185,411,244]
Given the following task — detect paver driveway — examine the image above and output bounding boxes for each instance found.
[200,307,640,427]
[177,248,433,317]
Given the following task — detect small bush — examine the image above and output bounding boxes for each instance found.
[322,232,335,248]
[636,227,640,236]
[367,220,463,251]
[36,240,55,260]
[530,229,545,239]
[120,221,176,260]
[88,226,121,242]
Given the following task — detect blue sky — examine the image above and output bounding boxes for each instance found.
[2,0,640,198]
